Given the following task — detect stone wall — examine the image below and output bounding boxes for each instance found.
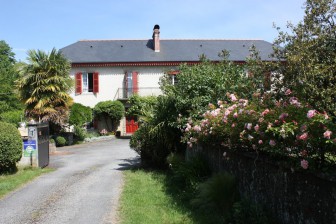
[187,145,336,224]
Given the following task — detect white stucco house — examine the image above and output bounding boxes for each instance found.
[60,25,275,135]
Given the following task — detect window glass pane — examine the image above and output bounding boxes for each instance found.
[82,73,88,92]
[127,72,133,97]
[88,73,93,92]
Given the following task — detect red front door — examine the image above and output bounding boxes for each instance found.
[126,116,138,133]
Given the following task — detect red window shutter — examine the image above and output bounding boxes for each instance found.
[93,72,99,93]
[132,72,138,94]
[75,72,82,94]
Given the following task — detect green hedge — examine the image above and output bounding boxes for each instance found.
[0,122,22,172]
[69,103,92,126]
[56,136,66,147]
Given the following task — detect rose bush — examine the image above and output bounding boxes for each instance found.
[182,91,336,170]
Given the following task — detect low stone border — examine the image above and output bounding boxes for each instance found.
[84,135,116,143]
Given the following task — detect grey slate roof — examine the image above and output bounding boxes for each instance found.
[60,39,275,63]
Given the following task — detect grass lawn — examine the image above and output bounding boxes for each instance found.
[119,169,194,224]
[0,167,53,199]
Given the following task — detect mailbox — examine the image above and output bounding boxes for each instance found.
[22,122,49,168]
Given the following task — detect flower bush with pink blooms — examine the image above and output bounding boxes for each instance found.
[182,91,336,170]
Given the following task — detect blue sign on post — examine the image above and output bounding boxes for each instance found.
[23,140,36,157]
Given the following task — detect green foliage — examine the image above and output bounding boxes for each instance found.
[168,153,211,190]
[73,125,87,141]
[85,130,100,138]
[0,40,23,113]
[231,199,270,224]
[130,96,184,168]
[126,94,157,117]
[161,56,258,122]
[132,54,264,168]
[55,136,66,147]
[184,93,336,169]
[191,172,238,216]
[69,103,92,126]
[16,48,73,130]
[0,122,22,172]
[273,0,336,116]
[0,110,24,126]
[93,100,124,121]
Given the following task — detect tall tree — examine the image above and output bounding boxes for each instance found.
[17,48,73,130]
[274,0,336,116]
[0,40,22,113]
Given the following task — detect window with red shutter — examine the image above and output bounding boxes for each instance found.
[93,72,99,93]
[75,72,82,94]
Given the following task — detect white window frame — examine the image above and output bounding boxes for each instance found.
[82,72,94,93]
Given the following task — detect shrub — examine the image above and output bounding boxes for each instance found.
[85,130,100,138]
[93,100,125,131]
[169,153,211,190]
[69,103,92,127]
[191,172,238,215]
[183,92,336,170]
[130,95,184,169]
[55,136,66,147]
[0,110,24,126]
[231,199,270,224]
[126,95,157,117]
[93,100,124,121]
[73,125,86,141]
[0,122,23,172]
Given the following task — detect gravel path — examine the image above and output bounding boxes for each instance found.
[0,138,139,224]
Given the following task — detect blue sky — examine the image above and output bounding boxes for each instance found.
[1,0,306,62]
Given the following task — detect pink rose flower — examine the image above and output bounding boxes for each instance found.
[323,130,332,139]
[285,89,292,95]
[289,97,301,107]
[269,140,276,147]
[299,132,308,141]
[229,94,237,102]
[261,109,270,116]
[300,159,309,169]
[258,140,263,145]
[300,125,307,132]
[307,110,316,119]
[224,110,231,117]
[185,123,192,132]
[193,125,201,132]
[254,124,260,132]
[279,113,288,120]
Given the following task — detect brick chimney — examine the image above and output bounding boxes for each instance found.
[152,24,160,52]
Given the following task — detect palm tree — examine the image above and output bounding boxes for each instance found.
[17,48,73,131]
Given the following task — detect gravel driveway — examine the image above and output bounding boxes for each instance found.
[0,138,139,224]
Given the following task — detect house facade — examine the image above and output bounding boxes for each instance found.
[61,25,275,135]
